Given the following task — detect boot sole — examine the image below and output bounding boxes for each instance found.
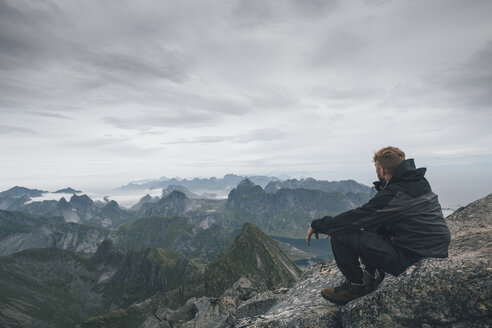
[320,291,349,305]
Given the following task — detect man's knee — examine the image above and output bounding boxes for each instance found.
[330,231,362,249]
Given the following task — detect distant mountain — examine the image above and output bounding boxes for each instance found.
[128,179,372,238]
[114,216,237,261]
[129,194,159,211]
[0,186,46,210]
[0,241,195,328]
[20,194,135,228]
[98,200,127,227]
[226,179,367,237]
[117,174,280,193]
[264,178,371,194]
[0,210,111,256]
[54,187,82,194]
[138,190,201,218]
[0,186,46,198]
[0,209,236,263]
[162,185,199,199]
[0,194,31,211]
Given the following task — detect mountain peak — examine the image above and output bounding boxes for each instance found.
[69,194,93,203]
[162,185,198,199]
[202,223,301,297]
[237,178,256,188]
[0,186,46,198]
[54,187,82,194]
[165,190,187,200]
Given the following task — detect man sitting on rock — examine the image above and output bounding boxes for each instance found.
[306,146,451,305]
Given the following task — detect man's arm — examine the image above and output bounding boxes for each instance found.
[311,188,395,235]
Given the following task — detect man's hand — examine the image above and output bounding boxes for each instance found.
[306,227,318,246]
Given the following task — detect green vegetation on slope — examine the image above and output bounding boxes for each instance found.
[166,223,301,308]
[0,242,195,328]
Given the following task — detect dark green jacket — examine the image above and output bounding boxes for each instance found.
[311,159,451,258]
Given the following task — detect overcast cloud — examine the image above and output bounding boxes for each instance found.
[1,0,491,207]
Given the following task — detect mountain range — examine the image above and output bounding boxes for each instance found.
[117,174,279,194]
[0,177,372,238]
[0,176,490,327]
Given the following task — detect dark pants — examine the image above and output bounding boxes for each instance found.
[330,230,421,283]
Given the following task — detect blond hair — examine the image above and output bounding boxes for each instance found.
[373,146,405,175]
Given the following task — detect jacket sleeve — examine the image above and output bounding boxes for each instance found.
[311,188,395,234]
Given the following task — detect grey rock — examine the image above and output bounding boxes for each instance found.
[234,262,342,327]
[340,194,492,327]
[446,194,492,260]
[235,290,282,319]
[341,257,492,327]
[190,297,236,328]
[139,297,236,328]
[221,274,269,304]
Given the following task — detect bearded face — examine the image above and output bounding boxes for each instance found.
[375,163,385,182]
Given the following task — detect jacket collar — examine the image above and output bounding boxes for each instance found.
[373,159,426,190]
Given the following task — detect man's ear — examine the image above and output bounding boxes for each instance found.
[377,165,384,175]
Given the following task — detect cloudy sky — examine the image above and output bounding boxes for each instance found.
[1,0,491,207]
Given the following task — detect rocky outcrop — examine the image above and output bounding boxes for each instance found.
[140,194,492,327]
[235,263,342,327]
[140,297,236,328]
[341,257,490,327]
[337,195,491,327]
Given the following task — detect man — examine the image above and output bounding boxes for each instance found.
[306,146,450,305]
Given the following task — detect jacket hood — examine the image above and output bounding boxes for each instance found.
[373,159,426,190]
[392,159,426,181]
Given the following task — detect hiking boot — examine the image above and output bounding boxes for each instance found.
[321,279,365,305]
[363,269,385,295]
